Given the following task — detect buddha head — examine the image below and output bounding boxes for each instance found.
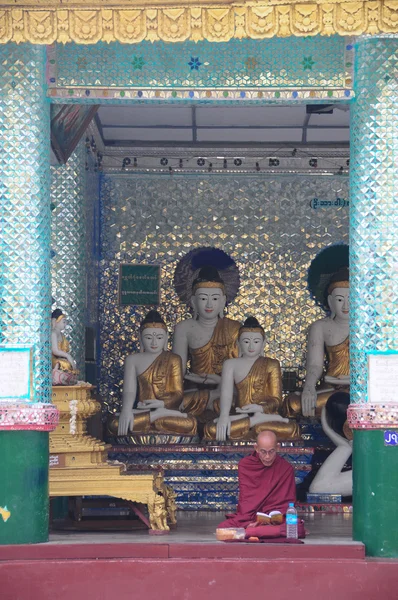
[191,265,226,321]
[139,310,168,354]
[51,309,66,332]
[327,267,349,321]
[238,317,265,358]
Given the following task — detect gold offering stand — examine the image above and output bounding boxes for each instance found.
[49,384,176,533]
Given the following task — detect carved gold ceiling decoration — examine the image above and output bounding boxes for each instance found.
[0,1,397,43]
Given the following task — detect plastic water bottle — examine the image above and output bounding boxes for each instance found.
[286,502,298,539]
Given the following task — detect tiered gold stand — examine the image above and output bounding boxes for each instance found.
[49,384,174,533]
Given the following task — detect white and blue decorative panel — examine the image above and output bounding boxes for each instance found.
[51,142,87,376]
[0,44,51,403]
[47,37,353,103]
[350,36,398,405]
[99,173,349,413]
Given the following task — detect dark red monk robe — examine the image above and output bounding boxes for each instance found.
[218,452,296,529]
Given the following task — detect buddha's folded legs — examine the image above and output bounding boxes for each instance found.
[283,386,349,418]
[181,389,210,416]
[203,416,250,441]
[52,357,78,374]
[109,411,197,435]
[253,420,301,440]
[129,411,151,432]
[204,415,301,441]
[152,415,197,435]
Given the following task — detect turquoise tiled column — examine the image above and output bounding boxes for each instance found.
[349,35,398,557]
[0,44,57,544]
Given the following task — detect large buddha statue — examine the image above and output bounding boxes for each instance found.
[51,308,78,385]
[172,264,241,417]
[117,310,197,436]
[204,317,300,441]
[285,266,349,418]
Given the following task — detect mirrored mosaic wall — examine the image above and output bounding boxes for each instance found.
[99,173,349,413]
[51,143,88,376]
[51,146,100,378]
[0,44,51,403]
[85,154,101,331]
[350,36,398,405]
[48,37,353,102]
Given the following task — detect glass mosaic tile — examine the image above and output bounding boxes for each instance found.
[0,43,51,403]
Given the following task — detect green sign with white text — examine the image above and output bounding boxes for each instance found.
[119,264,160,306]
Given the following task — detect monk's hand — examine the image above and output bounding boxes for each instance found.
[246,521,260,529]
[236,404,263,414]
[302,386,317,417]
[118,411,134,436]
[138,399,164,409]
[216,416,231,441]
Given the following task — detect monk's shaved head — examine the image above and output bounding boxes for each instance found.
[256,430,278,447]
[255,430,279,467]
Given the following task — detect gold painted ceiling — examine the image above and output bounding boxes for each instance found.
[0,1,397,43]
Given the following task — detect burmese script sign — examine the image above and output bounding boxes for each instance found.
[0,346,32,401]
[368,352,398,404]
[49,454,66,468]
[119,264,160,306]
[310,198,349,210]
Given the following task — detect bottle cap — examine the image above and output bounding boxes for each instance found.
[289,502,294,507]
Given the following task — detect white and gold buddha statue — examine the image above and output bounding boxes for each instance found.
[172,265,241,417]
[117,310,197,436]
[285,267,349,418]
[204,317,300,441]
[51,308,78,385]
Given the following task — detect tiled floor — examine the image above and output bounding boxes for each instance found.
[48,510,354,545]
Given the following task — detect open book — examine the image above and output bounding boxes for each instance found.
[256,510,283,525]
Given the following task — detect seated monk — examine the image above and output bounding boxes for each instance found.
[204,317,300,441]
[116,310,197,436]
[217,431,305,537]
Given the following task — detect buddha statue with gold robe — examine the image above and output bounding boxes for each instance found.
[204,317,300,441]
[51,308,78,385]
[285,266,349,418]
[117,310,197,436]
[172,265,241,417]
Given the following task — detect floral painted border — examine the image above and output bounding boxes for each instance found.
[46,39,354,103]
[0,403,59,431]
[347,403,398,430]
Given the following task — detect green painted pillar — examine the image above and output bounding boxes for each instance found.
[352,430,398,557]
[349,36,398,557]
[0,44,58,544]
[0,433,49,544]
